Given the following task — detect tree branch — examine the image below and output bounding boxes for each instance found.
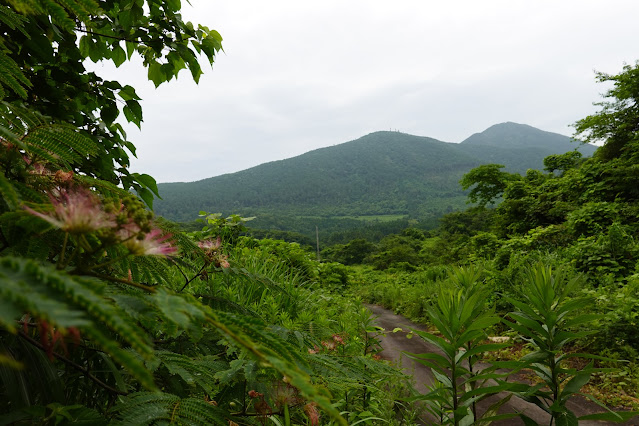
[179,263,207,293]
[75,27,141,44]
[88,273,157,292]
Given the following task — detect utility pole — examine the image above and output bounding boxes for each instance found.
[316,226,320,262]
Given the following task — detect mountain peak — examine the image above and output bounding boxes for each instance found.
[460,122,585,151]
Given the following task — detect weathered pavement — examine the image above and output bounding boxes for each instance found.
[366,304,637,426]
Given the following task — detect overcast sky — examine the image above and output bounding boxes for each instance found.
[91,0,639,183]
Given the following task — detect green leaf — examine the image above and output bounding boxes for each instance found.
[555,409,578,426]
[123,100,143,127]
[466,315,500,332]
[520,414,541,426]
[457,343,508,363]
[564,313,601,327]
[100,103,119,124]
[111,44,127,67]
[559,373,591,402]
[125,41,136,59]
[509,312,549,338]
[133,173,160,198]
[0,171,21,210]
[412,329,455,357]
[136,187,154,209]
[431,368,452,388]
[404,351,449,369]
[147,62,165,87]
[118,85,141,102]
[458,383,516,404]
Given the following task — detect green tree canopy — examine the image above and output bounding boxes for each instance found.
[574,62,639,162]
[0,0,223,206]
[460,164,520,207]
[543,151,583,175]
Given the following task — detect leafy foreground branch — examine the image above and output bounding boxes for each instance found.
[0,1,418,424]
[0,109,414,423]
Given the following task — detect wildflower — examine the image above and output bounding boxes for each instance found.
[25,188,114,233]
[273,382,301,409]
[198,237,230,268]
[28,162,51,176]
[218,257,230,268]
[198,237,222,252]
[321,340,336,351]
[121,227,177,257]
[248,390,263,399]
[54,170,74,184]
[332,334,345,345]
[304,402,320,426]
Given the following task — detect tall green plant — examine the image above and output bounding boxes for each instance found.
[406,266,515,425]
[504,264,635,425]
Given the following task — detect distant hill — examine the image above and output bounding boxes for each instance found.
[154,123,596,238]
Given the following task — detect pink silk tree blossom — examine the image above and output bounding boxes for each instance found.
[25,188,115,234]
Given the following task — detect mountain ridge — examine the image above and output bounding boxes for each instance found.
[154,123,596,235]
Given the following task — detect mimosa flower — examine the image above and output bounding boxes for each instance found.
[198,237,222,252]
[304,403,320,426]
[198,237,230,268]
[122,227,177,257]
[25,188,114,234]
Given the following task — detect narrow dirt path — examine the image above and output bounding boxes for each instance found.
[366,304,636,426]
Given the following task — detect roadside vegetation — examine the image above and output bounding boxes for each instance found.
[322,62,639,422]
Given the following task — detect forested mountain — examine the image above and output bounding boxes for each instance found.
[459,122,595,170]
[155,123,596,236]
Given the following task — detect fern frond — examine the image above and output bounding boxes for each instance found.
[155,350,226,395]
[150,291,345,423]
[38,0,76,31]
[0,50,31,100]
[0,257,157,389]
[205,309,346,424]
[81,326,156,390]
[73,174,131,199]
[0,170,21,210]
[0,335,66,408]
[152,289,207,338]
[237,268,295,302]
[214,311,308,369]
[155,218,201,255]
[127,255,174,287]
[1,103,98,167]
[12,182,48,203]
[0,211,58,260]
[112,391,231,426]
[197,293,262,318]
[0,257,91,332]
[26,125,99,164]
[0,5,29,33]
[0,101,41,131]
[56,0,98,21]
[69,275,155,359]
[0,103,27,148]
[307,353,411,401]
